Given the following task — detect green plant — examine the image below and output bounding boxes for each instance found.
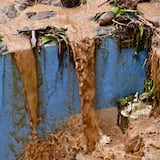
[118,95,133,106]
[140,80,154,101]
[41,35,56,45]
[145,79,153,91]
[0,34,3,42]
[110,0,119,5]
[41,28,68,45]
[113,0,118,5]
[80,0,86,4]
[134,24,144,57]
[41,27,68,62]
[111,7,138,18]
[93,7,137,22]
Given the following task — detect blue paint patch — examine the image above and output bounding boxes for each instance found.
[0,55,31,160]
[37,42,80,136]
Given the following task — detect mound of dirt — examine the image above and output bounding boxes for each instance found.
[24,107,160,160]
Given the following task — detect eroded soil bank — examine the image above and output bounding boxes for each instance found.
[24,107,160,160]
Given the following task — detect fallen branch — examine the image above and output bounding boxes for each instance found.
[98,0,110,8]
[112,19,127,26]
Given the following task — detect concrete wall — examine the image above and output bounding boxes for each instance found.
[0,38,147,159]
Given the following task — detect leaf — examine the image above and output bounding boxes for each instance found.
[41,35,56,45]
[112,7,137,18]
[135,32,140,57]
[60,27,68,32]
[138,25,144,40]
[58,28,68,35]
[118,98,128,106]
[122,9,138,14]
[59,34,68,45]
[127,95,132,102]
[145,80,153,90]
[147,91,154,99]
[113,0,118,5]
[111,7,120,16]
[0,34,3,41]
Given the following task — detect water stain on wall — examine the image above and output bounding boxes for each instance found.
[0,0,112,153]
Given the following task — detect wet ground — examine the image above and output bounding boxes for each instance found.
[23,1,160,159]
[25,107,160,160]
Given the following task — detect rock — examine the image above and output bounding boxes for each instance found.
[0,15,7,24]
[26,11,56,20]
[18,2,29,11]
[2,5,18,19]
[98,11,114,26]
[0,43,9,55]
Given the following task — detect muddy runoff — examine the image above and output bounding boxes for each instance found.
[0,0,111,153]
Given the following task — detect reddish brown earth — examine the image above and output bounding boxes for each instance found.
[25,107,160,160]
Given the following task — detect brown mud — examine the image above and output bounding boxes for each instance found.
[24,107,160,160]
[13,49,38,138]
[150,48,160,117]
[0,0,160,159]
[71,38,100,152]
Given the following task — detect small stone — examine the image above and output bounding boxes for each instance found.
[26,11,56,20]
[99,11,114,27]
[2,5,18,19]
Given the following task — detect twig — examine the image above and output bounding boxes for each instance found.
[154,31,160,40]
[112,19,127,26]
[137,15,160,38]
[98,0,110,8]
[137,15,154,28]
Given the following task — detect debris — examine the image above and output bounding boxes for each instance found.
[61,0,81,8]
[120,92,152,119]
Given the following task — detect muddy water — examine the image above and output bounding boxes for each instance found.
[0,0,111,151]
[150,48,160,117]
[13,49,38,138]
[71,38,100,151]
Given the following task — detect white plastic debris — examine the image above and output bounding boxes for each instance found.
[120,92,152,119]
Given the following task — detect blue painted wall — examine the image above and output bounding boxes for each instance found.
[0,38,146,159]
[95,38,146,108]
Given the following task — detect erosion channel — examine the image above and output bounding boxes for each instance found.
[0,0,111,156]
